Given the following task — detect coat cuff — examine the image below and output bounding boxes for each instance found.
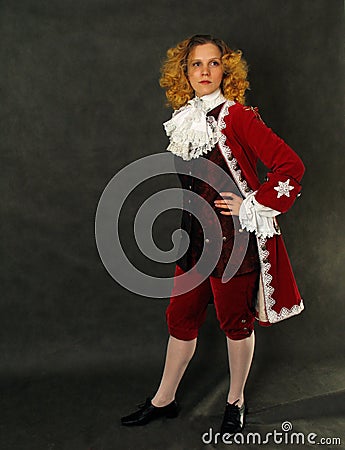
[239,192,281,238]
[255,172,302,213]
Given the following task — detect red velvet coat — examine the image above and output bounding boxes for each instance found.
[217,101,305,325]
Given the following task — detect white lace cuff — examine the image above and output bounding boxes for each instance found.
[239,192,281,238]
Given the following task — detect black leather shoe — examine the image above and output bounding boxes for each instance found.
[220,399,246,435]
[121,397,179,426]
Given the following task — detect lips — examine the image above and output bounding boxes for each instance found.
[199,81,211,84]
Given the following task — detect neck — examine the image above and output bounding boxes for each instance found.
[198,88,222,101]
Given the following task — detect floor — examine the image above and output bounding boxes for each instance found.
[2,339,345,450]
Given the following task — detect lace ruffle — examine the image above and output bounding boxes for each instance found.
[239,192,281,238]
[163,89,226,161]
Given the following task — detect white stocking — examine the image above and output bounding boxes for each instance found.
[226,331,255,406]
[151,335,197,407]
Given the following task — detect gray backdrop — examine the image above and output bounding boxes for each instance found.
[1,1,344,449]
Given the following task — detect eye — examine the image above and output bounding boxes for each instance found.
[210,60,220,67]
[192,61,201,67]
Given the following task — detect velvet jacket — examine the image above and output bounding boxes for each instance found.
[175,100,305,325]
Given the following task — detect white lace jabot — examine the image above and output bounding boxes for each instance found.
[163,88,226,161]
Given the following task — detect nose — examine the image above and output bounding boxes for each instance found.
[201,64,210,76]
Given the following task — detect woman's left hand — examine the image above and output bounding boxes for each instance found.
[214,192,243,216]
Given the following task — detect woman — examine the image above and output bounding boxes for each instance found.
[121,34,305,435]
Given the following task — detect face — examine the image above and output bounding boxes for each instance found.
[187,43,223,97]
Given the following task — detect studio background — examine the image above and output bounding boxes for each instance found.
[1,0,344,449]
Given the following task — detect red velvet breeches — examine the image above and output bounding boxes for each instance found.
[166,265,260,341]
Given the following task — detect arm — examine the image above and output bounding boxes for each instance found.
[221,105,305,237]
[233,105,305,213]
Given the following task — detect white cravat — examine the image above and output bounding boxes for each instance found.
[163,88,226,161]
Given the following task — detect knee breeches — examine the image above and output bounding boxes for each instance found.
[166,265,259,341]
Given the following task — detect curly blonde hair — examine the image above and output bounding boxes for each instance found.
[159,34,249,110]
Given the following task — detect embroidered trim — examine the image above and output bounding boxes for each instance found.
[217,101,304,323]
[256,235,274,320]
[218,101,253,198]
[274,178,294,198]
[256,235,304,322]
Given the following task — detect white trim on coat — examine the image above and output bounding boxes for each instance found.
[217,100,304,324]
